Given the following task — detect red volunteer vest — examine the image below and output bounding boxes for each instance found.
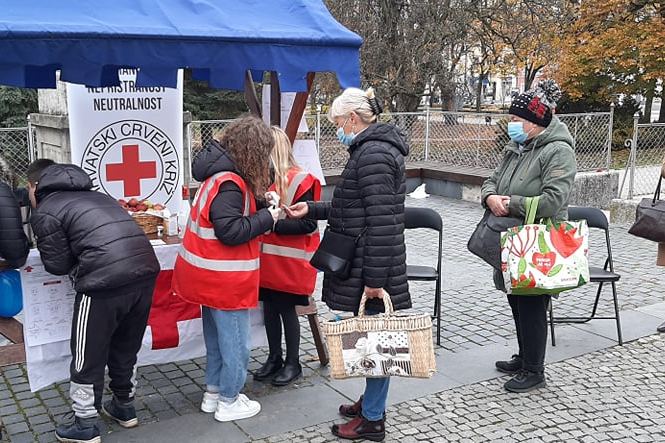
[260,169,321,296]
[172,172,260,310]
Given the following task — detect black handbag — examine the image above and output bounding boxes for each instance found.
[629,177,665,242]
[467,210,522,270]
[310,226,366,280]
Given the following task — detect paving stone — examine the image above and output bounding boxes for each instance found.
[32,422,55,435]
[5,421,29,435]
[10,383,30,393]
[18,397,41,409]
[0,404,18,415]
[37,389,61,400]
[1,413,26,426]
[12,391,35,401]
[27,414,51,426]
[8,432,37,443]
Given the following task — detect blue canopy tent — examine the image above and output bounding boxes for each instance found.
[0,0,362,91]
[0,0,362,367]
[0,0,363,137]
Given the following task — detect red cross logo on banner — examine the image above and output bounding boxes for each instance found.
[106,144,157,197]
[147,271,202,350]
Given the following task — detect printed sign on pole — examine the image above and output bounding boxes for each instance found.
[66,69,184,213]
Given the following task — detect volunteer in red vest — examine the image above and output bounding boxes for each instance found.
[172,116,279,422]
[254,127,321,386]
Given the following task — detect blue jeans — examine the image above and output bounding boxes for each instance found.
[361,309,390,421]
[201,307,250,403]
[362,378,390,421]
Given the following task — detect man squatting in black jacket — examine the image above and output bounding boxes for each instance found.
[27,159,160,443]
[0,155,29,268]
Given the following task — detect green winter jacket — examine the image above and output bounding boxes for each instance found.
[481,116,577,221]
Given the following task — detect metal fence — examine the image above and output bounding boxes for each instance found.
[621,115,665,198]
[0,126,34,185]
[188,109,614,174]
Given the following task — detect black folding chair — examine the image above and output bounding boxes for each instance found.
[548,206,623,346]
[404,207,443,345]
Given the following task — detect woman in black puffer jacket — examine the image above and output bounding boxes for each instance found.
[285,87,409,442]
[0,155,28,268]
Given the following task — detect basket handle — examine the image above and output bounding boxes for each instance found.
[358,290,394,317]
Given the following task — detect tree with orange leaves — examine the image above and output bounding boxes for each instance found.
[556,0,665,122]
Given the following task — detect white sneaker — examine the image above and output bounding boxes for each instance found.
[213,394,261,422]
[201,391,219,413]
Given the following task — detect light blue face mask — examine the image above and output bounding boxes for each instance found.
[336,118,356,146]
[507,121,530,144]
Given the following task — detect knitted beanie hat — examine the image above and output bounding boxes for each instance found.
[509,79,562,127]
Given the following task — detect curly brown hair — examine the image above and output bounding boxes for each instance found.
[219,115,274,196]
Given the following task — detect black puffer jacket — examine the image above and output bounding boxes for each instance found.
[0,182,29,268]
[308,123,410,313]
[192,140,274,245]
[30,164,160,296]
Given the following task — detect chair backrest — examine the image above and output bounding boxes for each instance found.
[567,206,608,230]
[568,205,615,271]
[404,207,442,231]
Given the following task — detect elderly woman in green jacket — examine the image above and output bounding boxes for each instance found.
[481,80,577,393]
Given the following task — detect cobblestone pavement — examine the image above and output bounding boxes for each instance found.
[2,195,664,442]
[254,334,665,442]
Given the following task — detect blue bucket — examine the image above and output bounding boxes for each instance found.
[0,270,23,318]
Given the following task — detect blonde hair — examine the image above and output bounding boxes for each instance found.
[328,87,381,124]
[270,127,300,203]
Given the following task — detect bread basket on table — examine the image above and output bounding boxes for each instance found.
[322,291,436,379]
[131,212,163,235]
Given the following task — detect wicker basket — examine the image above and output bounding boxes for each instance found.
[131,212,163,235]
[322,292,436,379]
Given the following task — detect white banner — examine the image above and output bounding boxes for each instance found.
[261,85,309,133]
[21,246,267,392]
[293,140,326,186]
[66,69,184,213]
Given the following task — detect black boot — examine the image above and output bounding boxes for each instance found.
[254,354,283,382]
[55,414,101,443]
[495,354,522,374]
[271,360,302,386]
[102,397,138,428]
[331,415,385,442]
[658,321,665,333]
[504,369,546,393]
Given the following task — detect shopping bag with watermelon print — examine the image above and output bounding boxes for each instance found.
[500,197,589,295]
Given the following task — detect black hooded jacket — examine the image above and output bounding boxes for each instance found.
[30,164,160,296]
[307,123,411,313]
[192,140,274,245]
[0,182,29,268]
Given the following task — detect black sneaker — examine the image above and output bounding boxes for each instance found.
[55,415,101,443]
[102,398,138,428]
[504,369,546,393]
[495,354,522,374]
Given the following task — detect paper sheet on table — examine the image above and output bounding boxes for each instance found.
[20,251,76,347]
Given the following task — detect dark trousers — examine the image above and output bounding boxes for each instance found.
[69,283,154,418]
[263,301,300,364]
[507,294,551,373]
